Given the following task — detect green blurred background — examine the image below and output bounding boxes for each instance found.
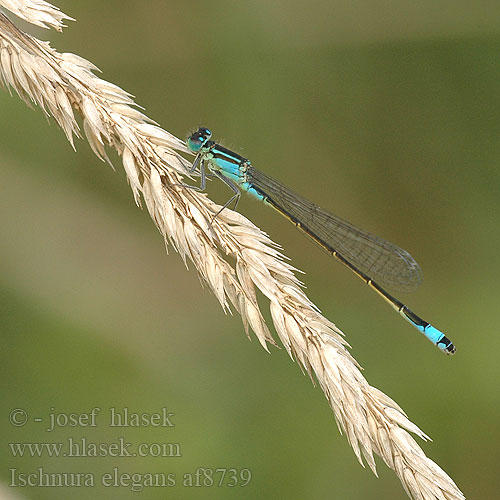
[1,1,499,498]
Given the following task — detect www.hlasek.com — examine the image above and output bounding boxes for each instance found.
[9,437,180,458]
[9,467,252,491]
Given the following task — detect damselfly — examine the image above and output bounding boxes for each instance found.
[186,127,455,355]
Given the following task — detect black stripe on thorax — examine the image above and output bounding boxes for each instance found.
[209,143,248,165]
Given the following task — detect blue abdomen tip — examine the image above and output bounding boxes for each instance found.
[425,325,456,354]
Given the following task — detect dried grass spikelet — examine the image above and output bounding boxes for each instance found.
[0,0,72,31]
[0,2,465,499]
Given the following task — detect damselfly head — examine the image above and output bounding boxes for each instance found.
[187,127,212,152]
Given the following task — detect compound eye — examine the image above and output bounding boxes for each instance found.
[187,127,213,152]
[187,133,204,152]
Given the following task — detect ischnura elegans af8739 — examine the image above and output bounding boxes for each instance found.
[186,127,455,355]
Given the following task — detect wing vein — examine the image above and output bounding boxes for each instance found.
[246,166,422,292]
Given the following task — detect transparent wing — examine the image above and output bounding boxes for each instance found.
[247,167,422,292]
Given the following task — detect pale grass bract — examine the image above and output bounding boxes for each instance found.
[0,2,465,499]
